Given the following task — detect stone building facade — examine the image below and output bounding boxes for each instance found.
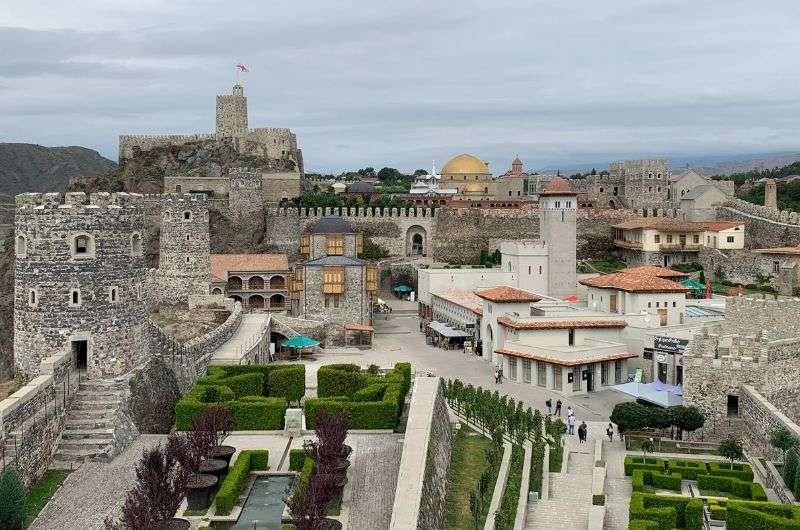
[585,159,669,209]
[14,192,149,379]
[228,167,265,224]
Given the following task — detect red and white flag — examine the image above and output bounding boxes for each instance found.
[236,63,249,73]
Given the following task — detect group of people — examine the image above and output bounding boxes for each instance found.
[545,398,616,444]
[493,365,504,384]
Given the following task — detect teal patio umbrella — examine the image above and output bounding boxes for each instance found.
[281,335,320,360]
[393,284,413,293]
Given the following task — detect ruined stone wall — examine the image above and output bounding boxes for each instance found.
[14,192,149,379]
[740,385,800,461]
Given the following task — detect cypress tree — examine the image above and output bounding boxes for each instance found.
[0,467,26,530]
[785,449,798,490]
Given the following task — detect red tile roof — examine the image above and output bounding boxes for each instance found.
[475,286,543,303]
[754,246,800,255]
[539,176,576,195]
[432,290,484,315]
[495,348,637,366]
[497,316,628,330]
[612,218,706,232]
[580,272,690,293]
[617,265,689,279]
[210,254,289,281]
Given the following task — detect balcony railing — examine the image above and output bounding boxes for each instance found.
[613,239,643,250]
[658,243,701,252]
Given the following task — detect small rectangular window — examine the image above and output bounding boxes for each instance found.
[726,236,735,243]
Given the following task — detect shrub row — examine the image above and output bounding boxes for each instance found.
[494,444,524,530]
[623,456,754,482]
[530,439,546,495]
[629,492,703,530]
[215,450,269,515]
[305,363,411,429]
[697,474,767,501]
[175,388,287,430]
[204,364,305,402]
[726,500,800,530]
[632,469,682,493]
[289,449,307,472]
[624,456,666,476]
[706,461,754,482]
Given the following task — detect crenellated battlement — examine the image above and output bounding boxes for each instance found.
[724,296,800,340]
[15,191,144,210]
[724,197,800,225]
[265,205,440,220]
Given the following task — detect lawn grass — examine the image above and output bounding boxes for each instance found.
[25,470,71,528]
[583,257,627,274]
[444,426,499,530]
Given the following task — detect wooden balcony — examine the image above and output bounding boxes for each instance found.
[658,243,701,252]
[614,239,643,250]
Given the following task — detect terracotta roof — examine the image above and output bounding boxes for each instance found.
[497,316,628,330]
[344,323,374,332]
[612,218,706,232]
[579,272,690,293]
[432,290,484,316]
[754,246,800,255]
[210,254,289,281]
[703,222,743,232]
[495,348,637,367]
[539,176,576,195]
[475,286,542,303]
[617,265,689,279]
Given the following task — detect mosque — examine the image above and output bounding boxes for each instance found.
[409,154,529,202]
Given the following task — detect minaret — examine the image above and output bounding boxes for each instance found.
[539,176,577,299]
[216,84,248,137]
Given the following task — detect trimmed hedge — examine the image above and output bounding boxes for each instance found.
[629,521,659,530]
[707,498,727,521]
[215,450,269,515]
[175,364,304,430]
[629,492,703,530]
[707,462,754,482]
[726,500,800,530]
[317,364,371,398]
[632,469,682,493]
[494,444,524,530]
[624,456,666,476]
[668,459,708,481]
[289,449,307,471]
[305,363,411,429]
[530,439,546,494]
[697,474,767,501]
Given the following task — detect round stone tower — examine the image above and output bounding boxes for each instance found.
[156,194,211,303]
[764,178,778,210]
[14,192,149,380]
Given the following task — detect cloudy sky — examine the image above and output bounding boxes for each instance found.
[2,0,800,173]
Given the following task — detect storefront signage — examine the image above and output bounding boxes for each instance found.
[654,336,688,354]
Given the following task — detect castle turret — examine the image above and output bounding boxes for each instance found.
[538,177,577,299]
[14,192,149,379]
[764,178,778,210]
[216,84,248,137]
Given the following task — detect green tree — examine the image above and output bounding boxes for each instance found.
[377,167,402,181]
[609,402,651,434]
[670,406,705,440]
[413,169,428,176]
[770,427,796,462]
[0,467,26,530]
[794,464,800,501]
[784,449,799,489]
[641,439,655,458]
[718,437,744,465]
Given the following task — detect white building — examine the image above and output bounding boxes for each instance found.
[430,289,484,343]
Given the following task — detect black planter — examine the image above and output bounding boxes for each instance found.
[185,473,218,511]
[198,457,228,479]
[210,445,236,466]
[153,519,191,530]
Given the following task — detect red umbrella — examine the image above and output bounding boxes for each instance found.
[564,295,579,302]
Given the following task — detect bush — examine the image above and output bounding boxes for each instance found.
[629,492,703,530]
[697,474,767,500]
[216,450,269,515]
[228,397,287,430]
[785,449,799,490]
[629,522,659,530]
[726,500,800,530]
[530,440,546,494]
[352,382,387,402]
[624,456,666,476]
[668,459,708,481]
[267,366,305,404]
[0,467,25,530]
[707,462,754,482]
[199,372,263,398]
[317,364,369,398]
[632,469,681,492]
[289,449,307,471]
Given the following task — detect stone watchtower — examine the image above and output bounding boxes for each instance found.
[538,177,577,299]
[764,178,778,210]
[155,195,211,303]
[14,192,149,379]
[216,84,248,137]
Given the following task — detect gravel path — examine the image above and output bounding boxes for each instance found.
[30,435,167,530]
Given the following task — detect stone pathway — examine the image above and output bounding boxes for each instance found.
[30,435,166,530]
[209,313,269,363]
[346,434,404,530]
[602,427,629,530]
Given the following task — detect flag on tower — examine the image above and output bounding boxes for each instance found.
[236,63,249,73]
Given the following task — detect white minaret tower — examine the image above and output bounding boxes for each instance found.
[538,176,577,299]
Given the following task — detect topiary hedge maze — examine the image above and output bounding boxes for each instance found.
[175,364,305,430]
[304,363,411,429]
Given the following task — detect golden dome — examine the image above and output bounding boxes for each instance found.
[463,182,485,193]
[441,154,491,175]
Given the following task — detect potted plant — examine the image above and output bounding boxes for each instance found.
[198,457,228,479]
[185,474,218,511]
[192,406,234,465]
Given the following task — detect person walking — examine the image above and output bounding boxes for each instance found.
[545,398,553,416]
[567,406,574,419]
[606,423,614,442]
[494,366,499,384]
[498,366,504,384]
[567,413,576,435]
[578,421,588,444]
[555,400,562,417]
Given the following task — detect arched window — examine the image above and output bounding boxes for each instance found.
[186,235,191,241]
[185,256,191,264]
[109,287,118,303]
[70,289,81,306]
[15,235,27,258]
[183,211,192,221]
[175,185,182,193]
[29,289,37,306]
[131,234,142,256]
[72,234,95,258]
[212,288,223,295]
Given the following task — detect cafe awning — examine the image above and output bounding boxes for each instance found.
[428,321,471,338]
[612,381,683,407]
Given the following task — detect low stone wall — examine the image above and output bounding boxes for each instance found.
[741,385,800,461]
[0,351,76,486]
[188,294,235,310]
[389,377,454,530]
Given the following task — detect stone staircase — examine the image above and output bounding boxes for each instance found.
[526,436,594,529]
[52,379,128,468]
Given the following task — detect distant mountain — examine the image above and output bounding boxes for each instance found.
[0,143,117,197]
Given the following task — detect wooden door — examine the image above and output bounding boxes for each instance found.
[609,294,617,313]
[658,308,668,326]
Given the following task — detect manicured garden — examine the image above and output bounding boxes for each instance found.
[304,363,411,429]
[175,364,305,431]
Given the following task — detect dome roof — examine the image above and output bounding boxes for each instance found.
[463,182,485,193]
[441,154,491,175]
[540,176,576,195]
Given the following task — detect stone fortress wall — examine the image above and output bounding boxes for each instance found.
[13,192,149,380]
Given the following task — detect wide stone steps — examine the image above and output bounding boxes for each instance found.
[61,428,115,440]
[526,472,593,530]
